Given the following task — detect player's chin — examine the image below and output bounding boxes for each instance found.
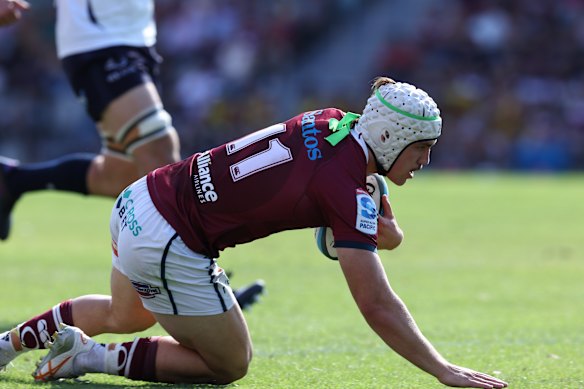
[388,176,408,186]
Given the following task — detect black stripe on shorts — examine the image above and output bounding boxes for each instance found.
[161,233,179,314]
[209,258,228,312]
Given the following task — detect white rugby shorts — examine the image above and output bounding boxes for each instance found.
[110,176,236,316]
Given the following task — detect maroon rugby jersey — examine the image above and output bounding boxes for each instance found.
[147,108,378,258]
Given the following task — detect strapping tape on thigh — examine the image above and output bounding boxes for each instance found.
[101,106,175,157]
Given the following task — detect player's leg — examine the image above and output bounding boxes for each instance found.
[70,267,156,336]
[86,81,180,197]
[86,45,180,196]
[152,305,252,383]
[98,81,181,175]
[1,84,182,201]
[28,263,251,383]
[0,154,95,240]
[34,177,252,383]
[33,305,251,384]
[0,46,178,239]
[0,266,155,371]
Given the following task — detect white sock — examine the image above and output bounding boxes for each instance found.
[71,342,106,374]
[0,330,24,363]
[103,343,129,375]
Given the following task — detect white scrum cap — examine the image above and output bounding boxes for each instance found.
[355,78,442,172]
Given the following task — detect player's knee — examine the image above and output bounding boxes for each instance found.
[212,354,251,384]
[203,345,252,384]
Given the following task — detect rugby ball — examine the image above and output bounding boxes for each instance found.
[314,173,388,260]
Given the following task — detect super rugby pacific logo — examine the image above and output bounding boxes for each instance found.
[192,151,218,203]
[301,110,324,160]
[131,281,161,299]
[355,188,377,235]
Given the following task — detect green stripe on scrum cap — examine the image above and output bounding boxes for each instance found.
[375,89,440,121]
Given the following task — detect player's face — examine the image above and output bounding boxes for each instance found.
[386,140,437,186]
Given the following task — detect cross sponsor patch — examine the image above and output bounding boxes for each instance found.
[355,188,377,235]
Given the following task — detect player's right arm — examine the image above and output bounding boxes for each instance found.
[337,247,508,388]
[0,0,29,26]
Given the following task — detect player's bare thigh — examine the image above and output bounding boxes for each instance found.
[99,82,181,171]
[71,267,156,336]
[87,82,180,196]
[154,305,252,383]
[109,266,156,332]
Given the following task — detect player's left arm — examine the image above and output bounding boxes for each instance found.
[377,194,404,250]
[0,0,29,27]
[337,248,508,388]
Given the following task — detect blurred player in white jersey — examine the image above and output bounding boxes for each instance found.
[0,0,264,308]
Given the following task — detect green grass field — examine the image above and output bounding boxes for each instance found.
[0,172,583,388]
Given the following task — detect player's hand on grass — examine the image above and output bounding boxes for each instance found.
[437,364,508,388]
[0,0,29,27]
[377,194,404,250]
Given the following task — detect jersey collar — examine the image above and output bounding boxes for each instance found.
[351,128,369,164]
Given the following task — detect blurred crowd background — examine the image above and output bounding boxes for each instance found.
[1,0,583,171]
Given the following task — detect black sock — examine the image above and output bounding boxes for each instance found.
[5,154,95,197]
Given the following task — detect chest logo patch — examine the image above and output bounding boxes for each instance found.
[355,188,377,235]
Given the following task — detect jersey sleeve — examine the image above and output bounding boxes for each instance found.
[313,169,378,254]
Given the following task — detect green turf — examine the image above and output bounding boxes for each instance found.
[0,172,583,388]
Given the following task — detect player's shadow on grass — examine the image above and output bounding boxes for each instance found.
[24,380,236,388]
[1,375,237,388]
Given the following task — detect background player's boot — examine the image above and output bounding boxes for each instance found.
[234,280,266,310]
[0,157,20,241]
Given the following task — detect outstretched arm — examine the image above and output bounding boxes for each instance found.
[337,248,507,388]
[0,0,29,27]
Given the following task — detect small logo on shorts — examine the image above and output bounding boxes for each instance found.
[131,281,161,299]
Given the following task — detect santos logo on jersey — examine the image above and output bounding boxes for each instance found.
[355,188,377,235]
[301,110,324,160]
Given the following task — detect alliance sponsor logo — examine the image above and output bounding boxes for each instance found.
[192,151,218,203]
[301,110,324,160]
[131,281,161,299]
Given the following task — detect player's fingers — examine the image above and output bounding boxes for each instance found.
[473,372,508,388]
[466,372,507,389]
[0,0,27,26]
[380,194,394,218]
[13,0,30,10]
